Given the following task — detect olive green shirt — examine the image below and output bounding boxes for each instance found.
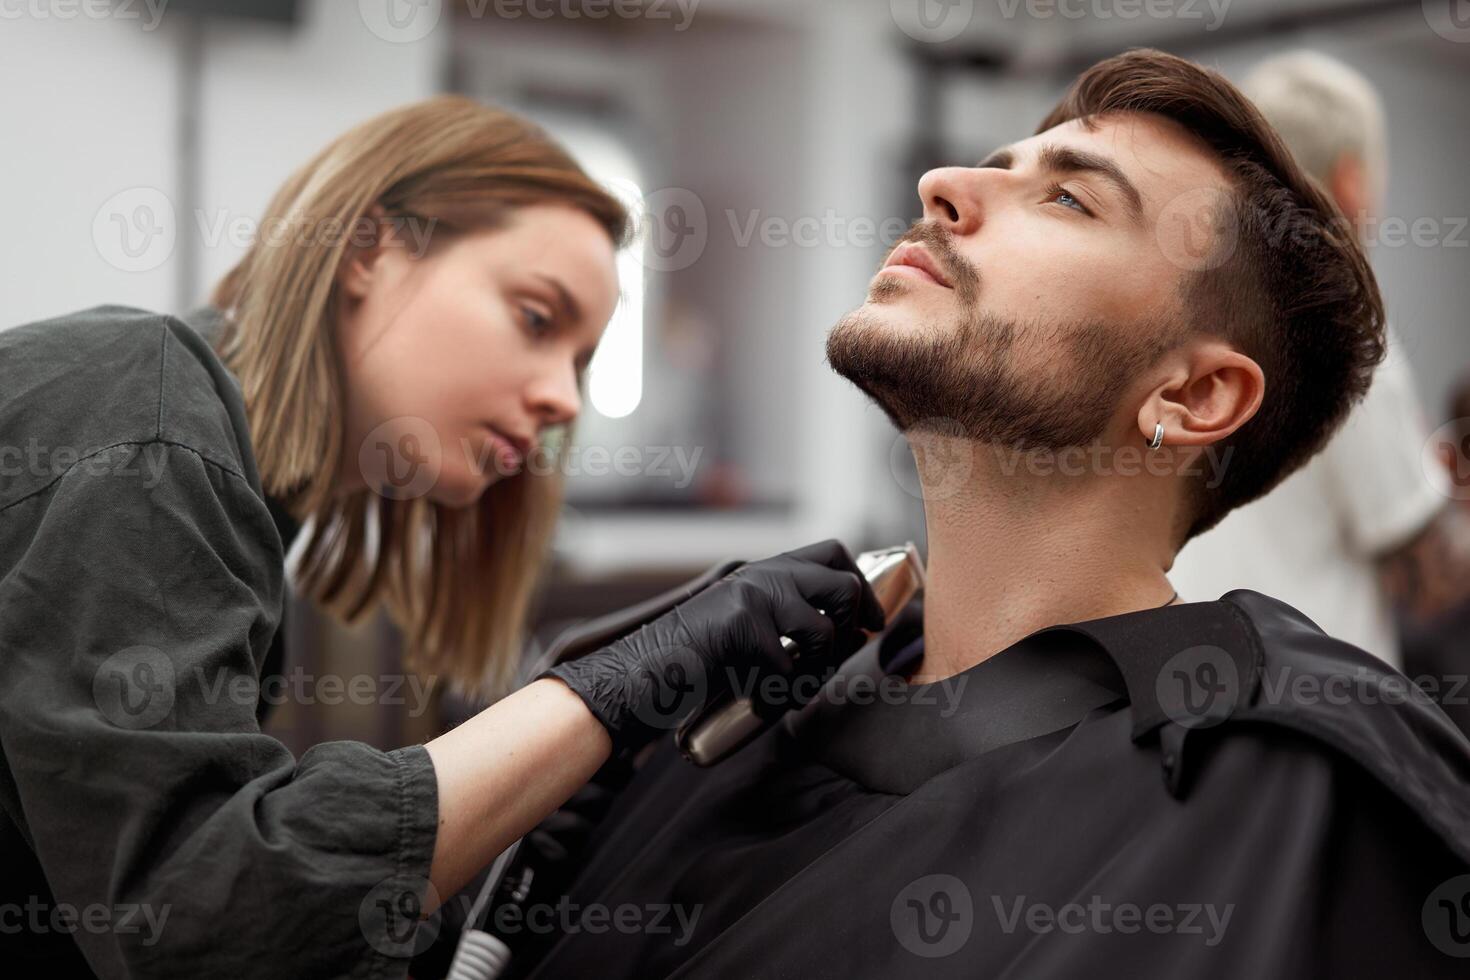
[0,305,439,978]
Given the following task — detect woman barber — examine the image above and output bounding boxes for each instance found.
[0,96,882,978]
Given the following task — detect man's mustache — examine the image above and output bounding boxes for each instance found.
[885,221,981,301]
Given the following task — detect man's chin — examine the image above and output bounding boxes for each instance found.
[841,297,924,335]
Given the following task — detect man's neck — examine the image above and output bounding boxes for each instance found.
[909,435,1180,684]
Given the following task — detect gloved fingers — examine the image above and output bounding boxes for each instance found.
[769,601,838,671]
[671,596,788,695]
[744,603,842,719]
[719,572,866,675]
[779,538,861,573]
[783,560,886,634]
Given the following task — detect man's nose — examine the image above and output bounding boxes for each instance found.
[918,166,986,237]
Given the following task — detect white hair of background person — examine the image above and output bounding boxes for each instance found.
[1240,49,1387,217]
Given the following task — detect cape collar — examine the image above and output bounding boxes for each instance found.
[1032,595,1265,740]
[880,593,1266,740]
[788,595,1265,792]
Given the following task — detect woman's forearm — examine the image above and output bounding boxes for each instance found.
[423,677,612,908]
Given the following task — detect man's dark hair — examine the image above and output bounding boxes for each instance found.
[1037,48,1386,544]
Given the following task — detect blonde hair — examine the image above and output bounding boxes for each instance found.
[210,95,630,696]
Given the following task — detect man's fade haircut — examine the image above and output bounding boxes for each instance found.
[1037,48,1386,544]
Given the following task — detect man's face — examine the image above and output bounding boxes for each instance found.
[827,112,1233,450]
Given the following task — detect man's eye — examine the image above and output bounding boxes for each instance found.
[1045,183,1090,215]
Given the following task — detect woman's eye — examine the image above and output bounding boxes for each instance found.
[521,305,554,335]
[1046,183,1090,215]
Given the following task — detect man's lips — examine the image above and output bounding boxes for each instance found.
[881,243,952,289]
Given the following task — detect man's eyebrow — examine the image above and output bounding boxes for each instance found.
[976,143,1145,223]
[535,273,583,324]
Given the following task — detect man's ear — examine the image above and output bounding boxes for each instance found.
[336,202,390,302]
[1137,339,1264,449]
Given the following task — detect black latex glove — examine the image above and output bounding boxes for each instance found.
[540,539,886,755]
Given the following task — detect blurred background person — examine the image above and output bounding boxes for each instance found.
[1169,48,1470,673]
[1398,371,1470,735]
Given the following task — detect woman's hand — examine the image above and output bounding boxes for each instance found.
[541,539,886,754]
[423,539,882,905]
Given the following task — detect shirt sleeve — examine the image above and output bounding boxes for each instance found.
[1322,325,1451,557]
[0,440,439,979]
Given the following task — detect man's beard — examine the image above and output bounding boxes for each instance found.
[826,291,1182,451]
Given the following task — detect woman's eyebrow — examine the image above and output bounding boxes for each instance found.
[976,143,1145,224]
[535,273,583,323]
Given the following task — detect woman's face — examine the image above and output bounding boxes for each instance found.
[336,202,621,507]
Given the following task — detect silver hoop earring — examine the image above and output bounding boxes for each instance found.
[1147,422,1164,450]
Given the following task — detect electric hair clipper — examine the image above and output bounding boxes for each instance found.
[675,543,926,766]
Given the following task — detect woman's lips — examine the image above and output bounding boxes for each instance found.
[482,427,524,474]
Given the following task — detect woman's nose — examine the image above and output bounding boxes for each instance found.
[527,364,583,427]
[918,166,985,238]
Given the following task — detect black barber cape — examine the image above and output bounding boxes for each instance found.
[516,591,1470,979]
[0,306,438,978]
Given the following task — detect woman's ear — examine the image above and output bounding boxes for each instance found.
[336,202,390,302]
[1138,340,1265,448]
